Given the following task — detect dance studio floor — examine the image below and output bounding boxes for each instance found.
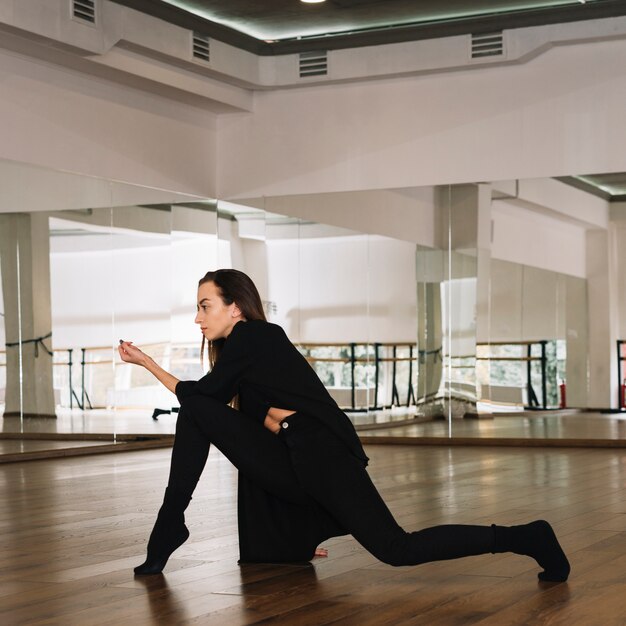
[1,437,625,624]
[2,409,626,465]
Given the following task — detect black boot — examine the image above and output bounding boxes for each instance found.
[492,520,570,582]
[134,487,192,576]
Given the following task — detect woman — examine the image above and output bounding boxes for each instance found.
[119,269,570,582]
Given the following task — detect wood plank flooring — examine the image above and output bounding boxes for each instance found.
[1,444,625,624]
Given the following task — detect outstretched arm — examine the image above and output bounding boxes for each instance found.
[118,341,180,395]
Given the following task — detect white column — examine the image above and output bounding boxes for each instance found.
[416,183,491,418]
[565,275,589,408]
[586,227,619,409]
[0,213,55,417]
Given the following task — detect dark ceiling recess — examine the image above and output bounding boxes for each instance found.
[111,0,626,55]
[558,174,626,202]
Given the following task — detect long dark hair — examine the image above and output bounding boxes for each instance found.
[198,269,266,371]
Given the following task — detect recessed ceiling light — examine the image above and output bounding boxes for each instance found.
[301,0,326,4]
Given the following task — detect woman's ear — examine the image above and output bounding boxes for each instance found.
[232,303,243,318]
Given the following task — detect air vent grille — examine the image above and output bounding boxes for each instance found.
[73,0,96,24]
[471,32,504,58]
[299,51,328,78]
[193,32,210,62]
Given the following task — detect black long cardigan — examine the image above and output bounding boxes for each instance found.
[175,319,369,562]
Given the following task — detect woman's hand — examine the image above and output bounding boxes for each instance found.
[117,341,179,393]
[314,547,328,558]
[118,341,149,367]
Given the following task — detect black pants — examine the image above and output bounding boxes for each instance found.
[168,395,495,566]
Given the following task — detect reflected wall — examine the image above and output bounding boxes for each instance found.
[414,181,592,434]
[0,162,210,438]
[0,159,613,444]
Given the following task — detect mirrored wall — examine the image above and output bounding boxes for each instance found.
[2,158,623,450]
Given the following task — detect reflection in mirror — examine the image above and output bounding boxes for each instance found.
[365,233,417,421]
[404,176,618,442]
[415,248,478,431]
[207,203,421,428]
[2,163,625,449]
[46,201,178,439]
[472,177,594,441]
[49,206,119,440]
[0,256,5,418]
[0,211,56,432]
[415,185,484,436]
[216,201,268,303]
[289,219,374,416]
[0,159,212,455]
[110,201,174,437]
[169,202,218,421]
[479,263,584,414]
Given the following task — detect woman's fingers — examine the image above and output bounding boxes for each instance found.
[118,341,144,365]
[314,547,328,557]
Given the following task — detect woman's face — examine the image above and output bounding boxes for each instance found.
[195,281,245,340]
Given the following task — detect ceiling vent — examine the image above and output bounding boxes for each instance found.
[192,32,210,62]
[72,0,96,24]
[471,32,504,59]
[299,51,328,78]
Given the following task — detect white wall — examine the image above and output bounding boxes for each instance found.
[50,234,219,349]
[51,243,170,349]
[219,38,626,200]
[265,234,416,344]
[47,218,417,348]
[0,49,218,196]
[486,259,568,343]
[0,257,5,349]
[613,222,626,339]
[491,201,587,278]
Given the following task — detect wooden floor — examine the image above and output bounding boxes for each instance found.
[1,444,625,625]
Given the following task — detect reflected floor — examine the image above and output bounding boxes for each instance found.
[1,407,626,442]
[363,410,626,442]
[1,408,178,436]
[0,439,109,454]
[0,406,413,436]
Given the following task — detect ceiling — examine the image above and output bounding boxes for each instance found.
[112,0,626,53]
[106,2,626,200]
[561,174,626,201]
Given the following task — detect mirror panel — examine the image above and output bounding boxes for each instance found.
[365,234,418,423]
[295,220,372,416]
[0,160,211,450]
[110,200,173,438]
[169,202,218,423]
[49,205,118,439]
[1,157,622,448]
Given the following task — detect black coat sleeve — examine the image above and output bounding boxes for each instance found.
[175,321,257,405]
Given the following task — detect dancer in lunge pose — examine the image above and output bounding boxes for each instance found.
[119,269,570,582]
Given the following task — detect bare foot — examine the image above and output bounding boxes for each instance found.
[314,547,328,558]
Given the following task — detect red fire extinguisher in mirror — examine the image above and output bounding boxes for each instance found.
[559,380,566,409]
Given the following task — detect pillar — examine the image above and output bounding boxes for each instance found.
[0,213,55,417]
[586,227,619,409]
[416,183,491,419]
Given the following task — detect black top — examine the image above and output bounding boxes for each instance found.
[175,318,368,465]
